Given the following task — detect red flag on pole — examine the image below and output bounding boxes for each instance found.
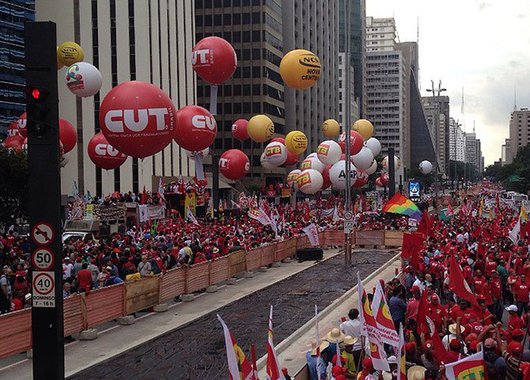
[266,305,286,380]
[401,232,425,269]
[449,255,480,308]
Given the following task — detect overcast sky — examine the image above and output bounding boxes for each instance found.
[366,0,530,166]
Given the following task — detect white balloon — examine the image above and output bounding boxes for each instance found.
[351,146,374,170]
[297,169,323,194]
[317,140,342,165]
[287,169,301,188]
[382,155,401,171]
[366,160,378,175]
[65,62,103,97]
[260,152,276,170]
[419,160,433,174]
[263,141,287,166]
[60,152,70,168]
[300,154,325,173]
[329,160,357,190]
[364,137,381,156]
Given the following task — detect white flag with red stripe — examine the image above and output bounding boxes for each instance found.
[371,281,399,346]
[266,305,285,380]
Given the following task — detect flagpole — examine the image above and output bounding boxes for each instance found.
[315,305,321,380]
[344,0,353,267]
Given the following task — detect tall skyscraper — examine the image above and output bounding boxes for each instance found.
[509,108,530,161]
[37,0,195,195]
[465,126,483,174]
[449,117,465,162]
[339,0,365,117]
[0,0,35,135]
[501,138,513,165]
[365,17,396,52]
[283,0,339,153]
[422,95,450,175]
[195,0,286,184]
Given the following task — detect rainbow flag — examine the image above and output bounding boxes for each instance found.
[382,193,422,221]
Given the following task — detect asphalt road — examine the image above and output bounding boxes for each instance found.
[69,250,394,380]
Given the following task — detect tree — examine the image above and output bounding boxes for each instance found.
[0,146,28,228]
[485,145,530,194]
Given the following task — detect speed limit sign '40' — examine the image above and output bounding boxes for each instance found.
[32,271,56,308]
[32,247,55,271]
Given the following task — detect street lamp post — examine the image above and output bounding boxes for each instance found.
[344,0,352,266]
[426,80,447,197]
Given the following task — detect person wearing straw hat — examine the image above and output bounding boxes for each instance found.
[407,365,426,380]
[306,340,329,380]
[340,335,358,379]
[442,323,465,350]
[324,327,345,365]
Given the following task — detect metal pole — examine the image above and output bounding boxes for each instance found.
[344,0,352,266]
[388,147,396,197]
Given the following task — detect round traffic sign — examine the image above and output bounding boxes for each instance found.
[31,222,55,246]
[344,211,353,220]
[32,247,55,271]
[33,272,55,296]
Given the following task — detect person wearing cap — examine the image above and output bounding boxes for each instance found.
[306,340,328,380]
[62,256,74,282]
[340,335,358,379]
[502,340,525,380]
[406,286,421,321]
[506,305,525,333]
[446,338,464,363]
[381,355,398,380]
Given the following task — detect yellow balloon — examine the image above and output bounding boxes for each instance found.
[285,130,308,155]
[56,46,64,70]
[352,119,374,140]
[321,119,340,138]
[58,41,85,67]
[279,49,321,90]
[247,115,274,143]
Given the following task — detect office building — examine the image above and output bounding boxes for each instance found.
[422,95,450,175]
[501,138,513,165]
[0,0,35,135]
[365,17,396,52]
[195,0,285,183]
[283,0,339,153]
[37,0,195,196]
[509,108,530,161]
[465,126,483,174]
[339,0,365,117]
[449,117,465,162]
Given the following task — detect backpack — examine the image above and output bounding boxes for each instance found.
[149,259,161,274]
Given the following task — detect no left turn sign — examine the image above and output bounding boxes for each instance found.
[31,222,55,246]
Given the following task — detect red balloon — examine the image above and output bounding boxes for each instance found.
[338,131,364,156]
[283,150,299,166]
[3,135,24,152]
[381,173,390,186]
[375,177,384,188]
[7,121,19,138]
[17,112,27,138]
[219,149,249,180]
[192,36,237,84]
[321,165,332,190]
[175,105,217,151]
[232,119,249,141]
[353,169,368,188]
[99,81,176,159]
[59,118,77,153]
[271,137,286,144]
[88,132,127,170]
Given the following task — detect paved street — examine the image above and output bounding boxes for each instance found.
[69,250,394,380]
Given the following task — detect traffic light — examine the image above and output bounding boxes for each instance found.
[25,85,51,138]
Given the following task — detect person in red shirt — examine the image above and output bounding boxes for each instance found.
[76,263,93,293]
[475,296,494,326]
[428,294,447,332]
[506,305,525,333]
[406,286,421,321]
[514,275,530,315]
[450,299,478,326]
[472,269,486,295]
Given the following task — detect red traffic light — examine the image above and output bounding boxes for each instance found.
[31,88,41,100]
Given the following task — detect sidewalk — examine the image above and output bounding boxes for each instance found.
[0,249,344,379]
[257,253,401,379]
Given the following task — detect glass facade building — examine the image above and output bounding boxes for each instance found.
[0,0,35,135]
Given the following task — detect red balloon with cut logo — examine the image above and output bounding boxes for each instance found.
[219,149,249,180]
[2,135,24,152]
[175,105,217,151]
[59,118,77,153]
[17,112,27,138]
[88,132,127,170]
[99,81,177,158]
[338,130,364,156]
[283,150,299,166]
[232,119,249,141]
[7,121,19,138]
[321,164,332,190]
[192,37,237,85]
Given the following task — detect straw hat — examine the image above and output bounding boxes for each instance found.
[325,328,345,343]
[407,365,427,380]
[342,335,358,346]
[448,323,465,335]
[310,340,330,355]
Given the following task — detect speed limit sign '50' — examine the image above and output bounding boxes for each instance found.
[32,247,55,271]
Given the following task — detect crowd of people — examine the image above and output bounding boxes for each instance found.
[306,184,530,379]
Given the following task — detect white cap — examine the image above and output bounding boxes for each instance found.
[387,355,398,364]
[506,305,518,312]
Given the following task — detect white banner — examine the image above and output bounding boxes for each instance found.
[138,204,149,223]
[303,223,320,246]
[138,204,165,223]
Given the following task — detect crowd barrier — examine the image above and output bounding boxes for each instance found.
[0,229,404,359]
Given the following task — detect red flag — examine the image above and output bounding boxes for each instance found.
[401,232,425,269]
[415,290,429,333]
[266,306,285,380]
[446,204,454,217]
[217,315,254,380]
[417,210,431,236]
[140,186,148,205]
[449,255,479,308]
